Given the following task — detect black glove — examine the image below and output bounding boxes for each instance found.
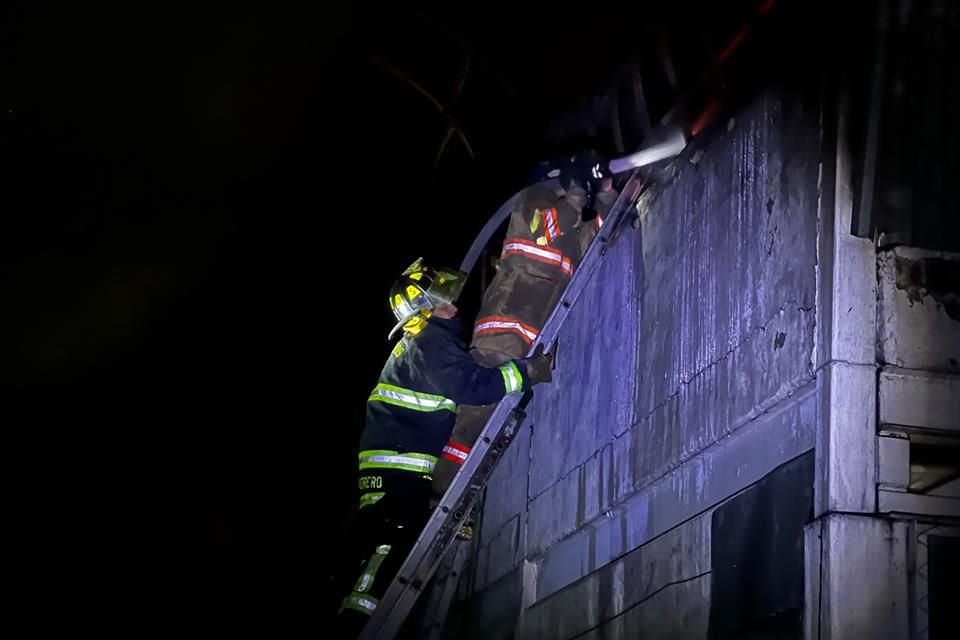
[520,344,554,386]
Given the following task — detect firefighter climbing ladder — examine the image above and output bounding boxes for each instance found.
[354,1,783,631]
[358,164,658,640]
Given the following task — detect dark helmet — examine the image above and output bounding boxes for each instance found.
[558,150,611,198]
[527,151,611,206]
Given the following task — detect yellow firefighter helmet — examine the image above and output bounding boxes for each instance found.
[388,258,466,339]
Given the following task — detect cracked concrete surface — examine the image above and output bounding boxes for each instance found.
[463,90,823,638]
[878,247,960,372]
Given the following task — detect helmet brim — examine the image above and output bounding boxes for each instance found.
[387,316,409,340]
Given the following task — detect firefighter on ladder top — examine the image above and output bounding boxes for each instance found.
[430,151,619,502]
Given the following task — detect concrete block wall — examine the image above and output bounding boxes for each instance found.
[517,512,713,640]
[457,88,824,638]
[446,5,960,633]
[452,84,960,640]
[803,73,960,639]
[877,247,960,372]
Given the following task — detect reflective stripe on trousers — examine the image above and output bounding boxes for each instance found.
[359,492,385,509]
[354,544,391,592]
[340,592,380,616]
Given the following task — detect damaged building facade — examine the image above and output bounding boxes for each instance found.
[442,2,960,638]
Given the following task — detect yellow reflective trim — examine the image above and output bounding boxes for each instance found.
[499,361,523,393]
[359,449,401,458]
[354,544,392,592]
[358,449,439,474]
[339,592,379,616]
[368,383,456,413]
[402,315,428,336]
[359,492,385,509]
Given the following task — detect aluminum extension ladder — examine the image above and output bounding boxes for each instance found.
[355,174,645,639]
[359,128,687,640]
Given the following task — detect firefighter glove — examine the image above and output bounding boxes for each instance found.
[520,344,553,385]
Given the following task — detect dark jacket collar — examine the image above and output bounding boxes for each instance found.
[426,315,463,336]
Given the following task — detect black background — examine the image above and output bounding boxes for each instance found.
[3,1,646,631]
[12,1,947,634]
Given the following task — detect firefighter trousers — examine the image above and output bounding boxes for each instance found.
[334,472,432,638]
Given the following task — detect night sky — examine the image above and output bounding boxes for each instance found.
[3,1,647,631]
